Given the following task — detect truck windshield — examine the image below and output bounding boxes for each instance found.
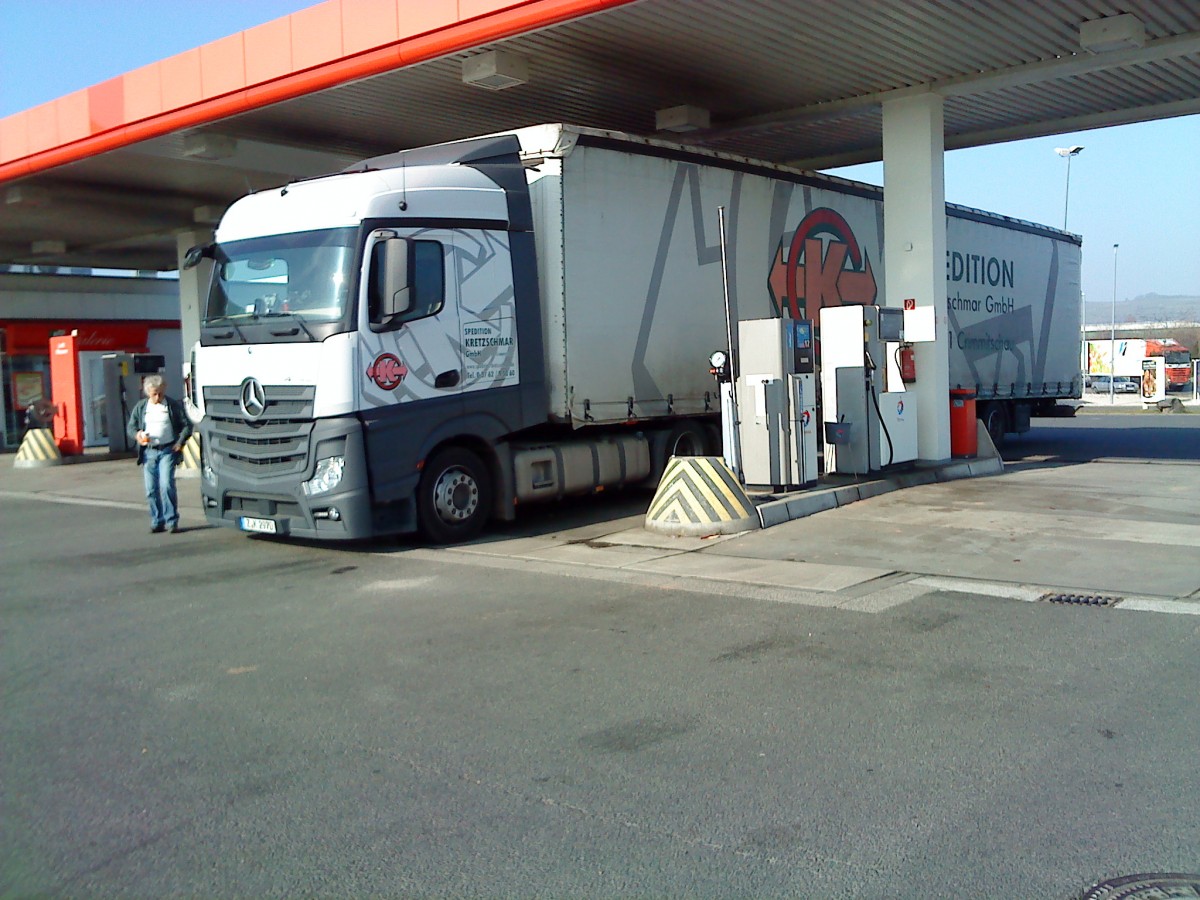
[204,228,356,325]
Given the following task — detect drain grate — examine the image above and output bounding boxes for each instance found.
[1039,592,1122,607]
[1079,873,1200,899]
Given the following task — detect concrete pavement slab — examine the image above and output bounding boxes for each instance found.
[701,459,1200,599]
[467,540,684,569]
[591,527,743,552]
[836,580,936,613]
[628,553,893,593]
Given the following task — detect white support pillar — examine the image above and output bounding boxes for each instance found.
[882,91,950,462]
[175,229,213,384]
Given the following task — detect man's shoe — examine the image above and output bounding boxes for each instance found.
[169,524,180,534]
[151,524,165,533]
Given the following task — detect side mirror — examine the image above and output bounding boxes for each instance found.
[375,238,414,324]
[183,243,215,270]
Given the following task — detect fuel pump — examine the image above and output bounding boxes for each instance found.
[820,305,918,475]
[102,353,164,452]
[735,317,818,490]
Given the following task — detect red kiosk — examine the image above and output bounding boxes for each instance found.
[46,326,159,455]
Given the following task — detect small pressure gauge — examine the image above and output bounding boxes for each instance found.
[709,350,728,369]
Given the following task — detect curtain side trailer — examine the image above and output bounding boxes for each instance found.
[193,124,1082,541]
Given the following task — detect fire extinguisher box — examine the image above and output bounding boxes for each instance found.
[949,389,977,458]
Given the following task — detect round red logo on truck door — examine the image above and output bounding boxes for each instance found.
[367,353,408,390]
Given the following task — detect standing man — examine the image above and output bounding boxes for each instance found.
[126,374,194,534]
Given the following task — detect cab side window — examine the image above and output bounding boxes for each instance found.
[410,241,445,320]
[368,239,445,331]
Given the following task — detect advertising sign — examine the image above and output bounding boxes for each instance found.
[13,371,45,408]
[1140,357,1166,404]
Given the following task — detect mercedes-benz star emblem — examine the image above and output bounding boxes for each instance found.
[239,377,267,421]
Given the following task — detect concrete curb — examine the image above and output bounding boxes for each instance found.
[753,429,1003,530]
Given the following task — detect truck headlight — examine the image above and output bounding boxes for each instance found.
[303,456,345,495]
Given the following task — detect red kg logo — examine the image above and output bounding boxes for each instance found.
[367,353,408,390]
[768,208,877,319]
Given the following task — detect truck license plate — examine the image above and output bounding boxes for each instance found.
[239,516,278,534]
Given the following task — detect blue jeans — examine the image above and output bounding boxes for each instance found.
[143,446,179,528]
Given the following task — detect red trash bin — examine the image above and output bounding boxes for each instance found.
[949,389,977,458]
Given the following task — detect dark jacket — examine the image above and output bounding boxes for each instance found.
[126,395,194,465]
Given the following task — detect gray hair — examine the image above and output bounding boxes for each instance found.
[143,374,166,394]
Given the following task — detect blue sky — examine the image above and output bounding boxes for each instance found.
[1,0,1197,307]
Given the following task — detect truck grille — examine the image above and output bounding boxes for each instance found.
[203,384,316,477]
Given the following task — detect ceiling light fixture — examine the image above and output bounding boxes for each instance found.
[655,105,711,133]
[1079,14,1145,53]
[182,133,238,160]
[462,51,529,90]
[6,186,50,207]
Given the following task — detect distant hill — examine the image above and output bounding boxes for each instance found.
[1084,293,1200,326]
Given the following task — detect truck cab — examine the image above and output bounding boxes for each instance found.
[193,135,548,542]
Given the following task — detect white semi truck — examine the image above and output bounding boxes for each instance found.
[191,124,1081,542]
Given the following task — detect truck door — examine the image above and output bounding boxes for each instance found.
[358,227,463,502]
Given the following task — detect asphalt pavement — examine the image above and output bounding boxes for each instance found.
[3,410,1200,898]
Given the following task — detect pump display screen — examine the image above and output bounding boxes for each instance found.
[788,319,815,374]
[878,308,904,342]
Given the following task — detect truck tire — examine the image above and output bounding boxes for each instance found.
[981,402,1008,448]
[417,447,492,544]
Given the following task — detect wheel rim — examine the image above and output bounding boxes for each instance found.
[431,466,479,525]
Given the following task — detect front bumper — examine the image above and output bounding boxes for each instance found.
[201,417,378,540]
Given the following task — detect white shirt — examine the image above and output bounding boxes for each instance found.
[144,401,174,445]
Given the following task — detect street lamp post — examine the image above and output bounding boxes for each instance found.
[1055,145,1084,231]
[1110,243,1119,404]
[1057,146,1086,383]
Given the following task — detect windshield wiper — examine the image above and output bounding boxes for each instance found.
[258,311,318,341]
[204,315,249,342]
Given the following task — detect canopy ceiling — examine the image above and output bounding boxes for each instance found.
[2,0,1197,270]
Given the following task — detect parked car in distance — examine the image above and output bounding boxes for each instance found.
[1089,374,1138,394]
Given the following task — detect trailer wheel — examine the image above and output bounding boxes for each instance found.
[645,421,710,488]
[665,422,708,457]
[981,402,1008,449]
[701,422,723,457]
[417,447,492,544]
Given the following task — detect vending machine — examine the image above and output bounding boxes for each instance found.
[735,317,818,490]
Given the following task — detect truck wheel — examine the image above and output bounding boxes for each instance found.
[417,447,492,544]
[981,402,1008,448]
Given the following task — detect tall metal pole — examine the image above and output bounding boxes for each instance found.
[1110,243,1119,405]
[1062,153,1072,231]
[717,206,743,479]
[1056,146,1083,231]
